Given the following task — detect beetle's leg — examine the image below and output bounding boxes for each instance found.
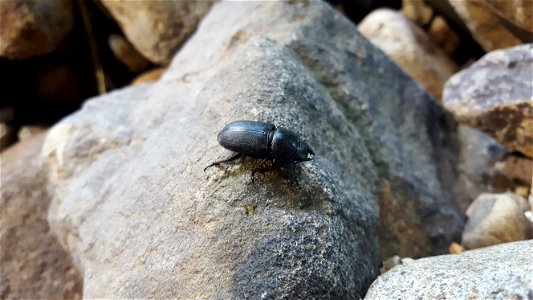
[251,158,273,181]
[204,152,242,172]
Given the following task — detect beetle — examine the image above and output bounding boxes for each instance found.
[204,120,315,177]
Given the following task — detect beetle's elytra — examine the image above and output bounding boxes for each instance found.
[204,120,314,175]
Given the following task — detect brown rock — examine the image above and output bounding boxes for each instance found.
[131,67,167,85]
[529,178,533,206]
[100,0,214,64]
[0,107,15,152]
[401,0,460,57]
[448,0,521,52]
[358,8,458,100]
[401,0,434,26]
[462,192,532,249]
[0,0,74,59]
[448,242,465,254]
[0,123,14,152]
[427,15,460,57]
[0,132,82,299]
[108,34,151,73]
[491,154,533,192]
[525,183,533,223]
[485,0,533,33]
[443,44,533,157]
[18,125,47,142]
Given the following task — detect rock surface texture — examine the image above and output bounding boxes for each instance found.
[365,240,533,299]
[358,8,457,100]
[0,0,74,59]
[43,1,466,298]
[0,133,82,299]
[100,0,214,64]
[443,44,533,157]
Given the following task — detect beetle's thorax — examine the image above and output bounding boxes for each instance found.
[270,127,300,163]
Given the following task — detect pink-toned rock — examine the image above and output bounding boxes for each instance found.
[0,0,74,59]
[443,44,533,157]
[0,132,82,299]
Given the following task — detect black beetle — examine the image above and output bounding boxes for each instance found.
[204,120,314,176]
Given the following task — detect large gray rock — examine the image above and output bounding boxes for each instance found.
[365,240,533,299]
[43,1,466,298]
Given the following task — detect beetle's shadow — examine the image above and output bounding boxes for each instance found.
[249,162,301,185]
[205,155,302,186]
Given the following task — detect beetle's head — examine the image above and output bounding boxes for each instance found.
[296,141,315,162]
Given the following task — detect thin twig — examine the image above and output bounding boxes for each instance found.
[78,0,106,94]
